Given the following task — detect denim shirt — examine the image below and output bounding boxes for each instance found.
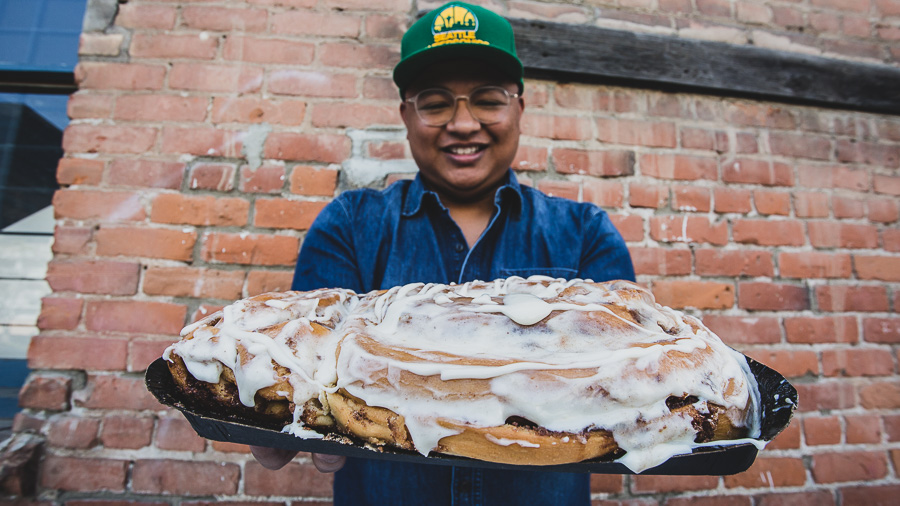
[292,170,635,506]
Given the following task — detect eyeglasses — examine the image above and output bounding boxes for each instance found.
[406,86,519,127]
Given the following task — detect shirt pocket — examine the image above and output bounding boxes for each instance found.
[499,267,579,280]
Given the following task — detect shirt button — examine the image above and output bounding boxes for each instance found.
[455,243,465,252]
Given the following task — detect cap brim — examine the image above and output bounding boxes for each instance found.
[393,43,524,97]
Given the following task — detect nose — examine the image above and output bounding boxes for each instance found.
[445,98,481,134]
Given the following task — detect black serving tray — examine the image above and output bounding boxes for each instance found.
[146,356,796,475]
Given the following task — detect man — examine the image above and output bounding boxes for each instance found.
[252,2,634,504]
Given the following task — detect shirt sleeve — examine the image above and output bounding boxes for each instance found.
[291,196,365,293]
[578,207,636,283]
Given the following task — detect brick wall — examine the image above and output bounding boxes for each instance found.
[5,0,899,503]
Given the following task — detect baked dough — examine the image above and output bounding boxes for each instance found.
[164,277,759,472]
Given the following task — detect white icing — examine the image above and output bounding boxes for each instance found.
[485,434,540,448]
[165,277,760,473]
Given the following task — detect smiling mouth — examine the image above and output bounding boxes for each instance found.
[445,145,485,155]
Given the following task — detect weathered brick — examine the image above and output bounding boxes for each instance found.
[56,157,104,186]
[757,491,835,506]
[46,260,140,295]
[290,166,338,196]
[202,233,300,266]
[794,382,856,411]
[745,349,818,378]
[47,416,100,449]
[808,221,878,249]
[37,297,83,330]
[812,451,887,483]
[85,300,187,335]
[169,63,263,94]
[28,336,127,371]
[244,462,333,497]
[265,133,351,163]
[40,457,128,492]
[161,126,244,157]
[845,414,882,444]
[130,33,218,60]
[144,267,245,300]
[18,374,71,411]
[116,3,177,29]
[240,164,286,193]
[864,318,900,343]
[115,94,208,122]
[312,103,403,129]
[794,191,830,218]
[733,219,805,246]
[695,249,774,277]
[268,69,358,98]
[151,194,249,227]
[841,485,900,506]
[95,226,197,261]
[76,374,163,411]
[649,216,728,245]
[629,184,669,209]
[739,282,810,311]
[723,457,806,488]
[859,381,900,409]
[651,280,734,309]
[797,164,869,191]
[270,10,360,37]
[596,118,677,147]
[155,415,207,453]
[106,159,186,189]
[753,189,791,215]
[75,62,166,91]
[779,252,852,279]
[319,42,400,70]
[785,316,859,344]
[804,415,842,445]
[181,5,268,32]
[631,474,719,493]
[132,460,240,495]
[211,97,306,126]
[640,153,717,180]
[553,149,634,177]
[823,348,894,377]
[702,315,782,345]
[254,199,327,230]
[817,285,889,312]
[671,185,710,212]
[628,247,692,276]
[62,125,157,155]
[713,187,753,214]
[582,180,624,208]
[52,226,92,255]
[100,415,154,449]
[129,338,176,372]
[189,163,236,192]
[537,180,579,201]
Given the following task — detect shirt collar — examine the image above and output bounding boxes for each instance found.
[401,169,524,217]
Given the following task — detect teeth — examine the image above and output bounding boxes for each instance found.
[450,146,480,155]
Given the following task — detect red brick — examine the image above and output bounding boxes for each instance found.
[808,221,878,249]
[156,416,207,453]
[62,125,157,155]
[57,157,104,185]
[701,315,781,345]
[864,318,900,343]
[629,247,692,276]
[85,300,187,335]
[733,219,805,246]
[841,484,900,506]
[754,190,791,215]
[130,33,218,59]
[74,62,165,91]
[46,260,140,295]
[884,228,900,252]
[595,118,676,147]
[100,415,154,449]
[779,252,852,279]
[239,164,286,193]
[129,338,176,372]
[629,184,668,209]
[538,180,579,201]
[672,185,710,212]
[582,180,624,208]
[794,192,830,218]
[723,457,806,488]
[161,127,244,157]
[224,35,315,65]
[845,414,882,444]
[116,4,177,29]
[319,42,400,70]
[837,139,900,168]
[270,9,360,37]
[757,491,835,506]
[37,297,83,330]
[107,159,186,189]
[265,133,351,163]
[771,132,832,160]
[723,158,794,186]
[767,421,801,450]
[18,375,71,410]
[115,94,208,122]
[364,75,399,100]
[211,97,306,126]
[169,63,262,93]
[877,0,900,17]
[610,214,644,242]
[723,102,796,129]
[823,348,894,377]
[713,187,752,214]
[40,457,128,492]
[144,267,245,300]
[552,149,634,177]
[365,13,406,39]
[255,199,327,230]
[28,336,127,371]
[665,497,749,506]
[817,285,889,312]
[874,174,900,196]
[640,153,717,180]
[680,127,721,152]
[649,216,728,245]
[95,226,197,261]
[589,474,623,494]
[151,194,249,227]
[868,196,900,223]
[313,103,404,129]
[52,226,91,255]
[189,163,236,192]
[290,166,338,196]
[132,460,240,495]
[328,0,408,9]
[739,282,809,311]
[47,417,100,449]
[785,316,859,344]
[244,462,333,497]
[859,381,900,409]
[182,6,268,32]
[745,349,818,378]
[695,249,774,277]
[797,164,869,192]
[52,189,144,222]
[268,69,358,98]
[247,270,294,296]
[202,232,300,266]
[631,474,718,493]
[812,451,887,483]
[651,280,734,310]
[794,382,856,412]
[76,374,163,411]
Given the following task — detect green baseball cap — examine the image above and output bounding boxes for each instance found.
[393,2,524,97]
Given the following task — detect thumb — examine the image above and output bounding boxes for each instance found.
[312,453,346,473]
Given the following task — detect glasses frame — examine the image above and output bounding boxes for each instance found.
[405,86,520,127]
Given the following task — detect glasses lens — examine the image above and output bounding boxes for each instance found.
[469,87,511,125]
[414,89,455,126]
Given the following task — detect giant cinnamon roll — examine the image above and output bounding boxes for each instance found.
[164,277,759,472]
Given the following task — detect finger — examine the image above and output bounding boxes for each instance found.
[250,445,299,470]
[311,453,346,473]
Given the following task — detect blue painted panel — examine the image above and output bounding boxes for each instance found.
[0,396,21,419]
[0,359,29,388]
[0,0,86,69]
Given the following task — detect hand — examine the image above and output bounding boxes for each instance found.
[311,453,346,473]
[249,445,299,470]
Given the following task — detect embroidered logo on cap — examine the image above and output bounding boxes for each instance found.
[430,5,489,47]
